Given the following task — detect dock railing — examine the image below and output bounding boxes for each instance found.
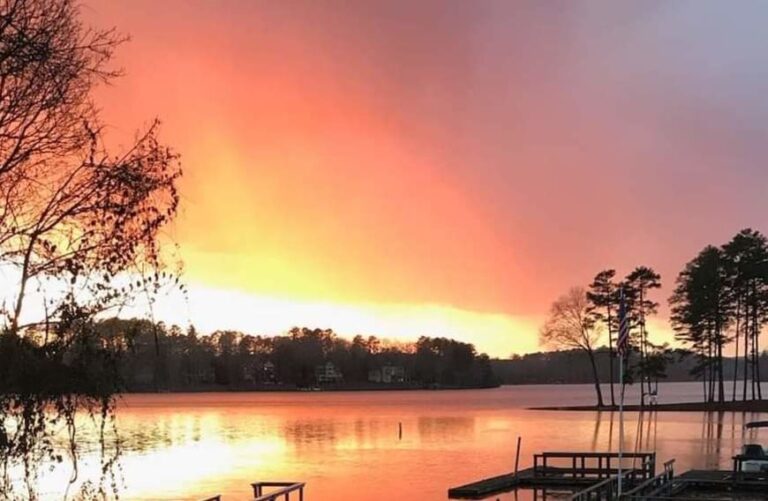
[568,458,672,501]
[574,476,618,501]
[622,459,675,499]
[534,452,656,481]
[252,481,306,501]
[569,468,643,501]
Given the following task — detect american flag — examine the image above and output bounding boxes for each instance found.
[617,288,630,356]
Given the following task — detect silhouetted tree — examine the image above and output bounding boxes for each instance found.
[670,246,731,403]
[624,266,661,406]
[587,269,619,406]
[540,287,604,406]
[492,347,743,385]
[722,228,768,400]
[0,0,181,496]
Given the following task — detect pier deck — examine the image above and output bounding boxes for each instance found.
[678,469,768,490]
[679,469,733,484]
[449,452,655,499]
[448,466,609,498]
[447,468,533,498]
[450,450,768,500]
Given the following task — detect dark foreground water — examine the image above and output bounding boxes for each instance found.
[33,382,768,500]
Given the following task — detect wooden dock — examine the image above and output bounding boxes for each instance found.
[569,464,768,500]
[449,452,656,499]
[678,469,733,484]
[678,469,768,490]
[200,480,305,501]
[447,467,616,498]
[449,450,768,499]
[447,469,531,498]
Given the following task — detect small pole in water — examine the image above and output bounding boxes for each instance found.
[514,436,522,475]
[398,422,403,440]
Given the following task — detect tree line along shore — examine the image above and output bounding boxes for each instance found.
[492,348,768,386]
[492,348,768,412]
[536,228,768,409]
[84,320,500,392]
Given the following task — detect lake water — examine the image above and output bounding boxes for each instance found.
[33,382,768,500]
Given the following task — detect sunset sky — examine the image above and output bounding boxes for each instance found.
[85,1,768,357]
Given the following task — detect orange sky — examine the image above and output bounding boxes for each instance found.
[84,1,768,357]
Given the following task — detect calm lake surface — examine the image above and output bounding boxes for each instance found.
[38,382,768,500]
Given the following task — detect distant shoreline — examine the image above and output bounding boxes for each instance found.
[120,382,500,394]
[531,400,768,412]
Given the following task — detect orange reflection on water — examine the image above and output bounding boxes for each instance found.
[26,384,768,500]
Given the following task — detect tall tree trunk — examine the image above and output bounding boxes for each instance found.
[644,328,652,400]
[586,349,604,407]
[755,308,763,400]
[707,332,715,402]
[699,349,707,402]
[760,351,765,401]
[751,288,758,400]
[639,289,646,408]
[751,302,757,400]
[744,301,750,401]
[752,330,757,400]
[733,299,740,402]
[717,340,725,403]
[715,308,725,403]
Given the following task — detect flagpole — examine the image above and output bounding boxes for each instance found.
[617,287,627,496]
[618,352,624,495]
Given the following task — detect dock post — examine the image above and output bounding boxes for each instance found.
[514,436,521,475]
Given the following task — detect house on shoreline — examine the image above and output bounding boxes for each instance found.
[315,362,343,383]
[368,365,406,384]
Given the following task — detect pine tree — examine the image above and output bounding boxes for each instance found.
[670,246,732,403]
[624,266,661,407]
[722,229,768,400]
[587,269,619,407]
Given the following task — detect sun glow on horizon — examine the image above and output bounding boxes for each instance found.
[139,281,544,358]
